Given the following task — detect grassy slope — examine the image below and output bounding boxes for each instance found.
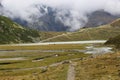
[0,16,41,44]
[40,31,64,40]
[42,20,120,42]
[1,16,120,43]
[75,52,120,80]
[105,19,120,48]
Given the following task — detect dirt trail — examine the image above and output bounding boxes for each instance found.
[37,29,86,42]
[67,63,76,80]
[40,32,75,42]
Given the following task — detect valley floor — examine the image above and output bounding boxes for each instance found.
[0,43,119,80]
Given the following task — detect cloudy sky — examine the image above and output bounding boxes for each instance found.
[1,0,120,30]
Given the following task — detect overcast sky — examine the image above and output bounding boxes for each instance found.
[1,0,120,30]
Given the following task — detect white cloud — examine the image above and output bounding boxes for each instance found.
[1,0,120,31]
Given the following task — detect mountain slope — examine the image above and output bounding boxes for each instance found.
[12,7,120,31]
[85,10,119,27]
[105,19,120,48]
[1,2,120,31]
[105,35,120,48]
[42,19,120,42]
[0,16,41,44]
[13,5,68,31]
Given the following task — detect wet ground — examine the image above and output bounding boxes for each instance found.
[0,46,113,61]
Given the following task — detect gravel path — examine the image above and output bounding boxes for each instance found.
[67,63,76,80]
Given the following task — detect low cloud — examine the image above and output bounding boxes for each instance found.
[1,0,120,31]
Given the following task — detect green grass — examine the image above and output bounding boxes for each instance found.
[38,64,68,80]
[0,44,88,70]
[0,44,90,80]
[0,64,68,80]
[0,44,87,50]
[40,31,64,40]
[0,16,41,44]
[42,25,120,42]
[0,51,89,70]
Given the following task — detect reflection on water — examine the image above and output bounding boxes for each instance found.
[0,45,113,61]
[85,46,113,54]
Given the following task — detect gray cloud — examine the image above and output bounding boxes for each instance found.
[1,0,120,31]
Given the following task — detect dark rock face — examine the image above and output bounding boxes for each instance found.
[14,10,119,31]
[85,11,119,27]
[13,6,68,31]
[0,2,2,7]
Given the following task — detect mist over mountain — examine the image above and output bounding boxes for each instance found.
[13,9,120,31]
[0,0,120,31]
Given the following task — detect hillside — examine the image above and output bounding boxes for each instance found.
[85,10,119,27]
[105,35,120,48]
[40,31,65,40]
[105,19,120,48]
[76,52,120,80]
[42,19,120,42]
[0,16,41,44]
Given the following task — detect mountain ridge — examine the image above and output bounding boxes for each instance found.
[85,10,119,27]
[13,10,120,31]
[1,4,119,32]
[0,16,41,44]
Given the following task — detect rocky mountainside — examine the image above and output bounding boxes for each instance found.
[10,5,119,31]
[0,16,41,44]
[13,5,68,31]
[85,11,119,27]
[1,2,119,31]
